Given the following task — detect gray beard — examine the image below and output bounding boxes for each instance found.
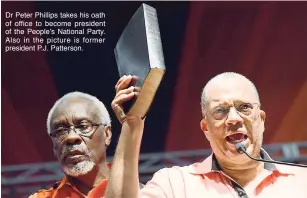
[62,160,95,177]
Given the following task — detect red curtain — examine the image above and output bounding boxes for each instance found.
[2,2,58,165]
[2,2,307,165]
[166,2,307,151]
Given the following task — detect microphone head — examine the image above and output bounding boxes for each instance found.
[235,143,246,153]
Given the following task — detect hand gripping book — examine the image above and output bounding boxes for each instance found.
[114,3,166,118]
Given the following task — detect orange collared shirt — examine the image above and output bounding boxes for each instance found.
[140,149,307,198]
[28,176,108,198]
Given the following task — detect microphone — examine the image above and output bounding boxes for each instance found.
[235,143,307,168]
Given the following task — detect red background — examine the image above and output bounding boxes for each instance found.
[2,1,307,166]
[166,2,307,151]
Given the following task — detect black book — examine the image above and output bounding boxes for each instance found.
[114,3,166,118]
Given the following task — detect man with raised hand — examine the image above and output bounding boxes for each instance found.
[106,73,307,198]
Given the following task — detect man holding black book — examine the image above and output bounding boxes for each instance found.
[105,72,307,198]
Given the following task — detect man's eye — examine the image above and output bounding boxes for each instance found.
[239,103,252,110]
[54,126,66,132]
[215,108,227,114]
[53,128,67,137]
[76,124,91,132]
[215,109,223,113]
[79,124,89,129]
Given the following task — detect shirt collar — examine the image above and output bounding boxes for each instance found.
[54,175,108,197]
[187,148,288,174]
[54,162,112,191]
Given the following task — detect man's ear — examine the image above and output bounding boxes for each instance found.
[200,118,208,132]
[104,126,112,147]
[53,149,56,158]
[260,110,266,122]
[52,142,58,159]
[200,118,212,142]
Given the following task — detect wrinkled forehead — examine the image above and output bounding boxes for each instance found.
[205,79,259,106]
[50,98,100,125]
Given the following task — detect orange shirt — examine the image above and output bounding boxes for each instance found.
[140,149,307,198]
[28,176,108,198]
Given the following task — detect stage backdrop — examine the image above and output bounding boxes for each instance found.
[1,1,189,165]
[2,2,59,165]
[166,1,307,151]
[2,1,307,166]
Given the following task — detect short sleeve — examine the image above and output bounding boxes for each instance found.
[139,168,174,198]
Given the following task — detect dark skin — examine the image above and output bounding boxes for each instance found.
[49,97,112,195]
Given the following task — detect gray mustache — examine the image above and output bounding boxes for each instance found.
[61,145,88,159]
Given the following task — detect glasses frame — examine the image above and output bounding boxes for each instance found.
[49,121,106,139]
[206,102,260,120]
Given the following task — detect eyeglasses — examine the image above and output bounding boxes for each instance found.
[208,102,259,120]
[49,121,105,139]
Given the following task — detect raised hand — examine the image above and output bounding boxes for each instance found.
[111,75,140,124]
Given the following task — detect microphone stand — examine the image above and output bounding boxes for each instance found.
[235,143,307,168]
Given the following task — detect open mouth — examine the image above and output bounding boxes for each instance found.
[226,133,248,144]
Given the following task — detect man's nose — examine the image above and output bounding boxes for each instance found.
[225,107,243,126]
[65,128,82,145]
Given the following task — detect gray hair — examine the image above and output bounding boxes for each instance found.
[47,91,111,134]
[201,72,260,115]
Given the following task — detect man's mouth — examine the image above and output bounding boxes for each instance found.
[62,149,85,161]
[226,133,248,144]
